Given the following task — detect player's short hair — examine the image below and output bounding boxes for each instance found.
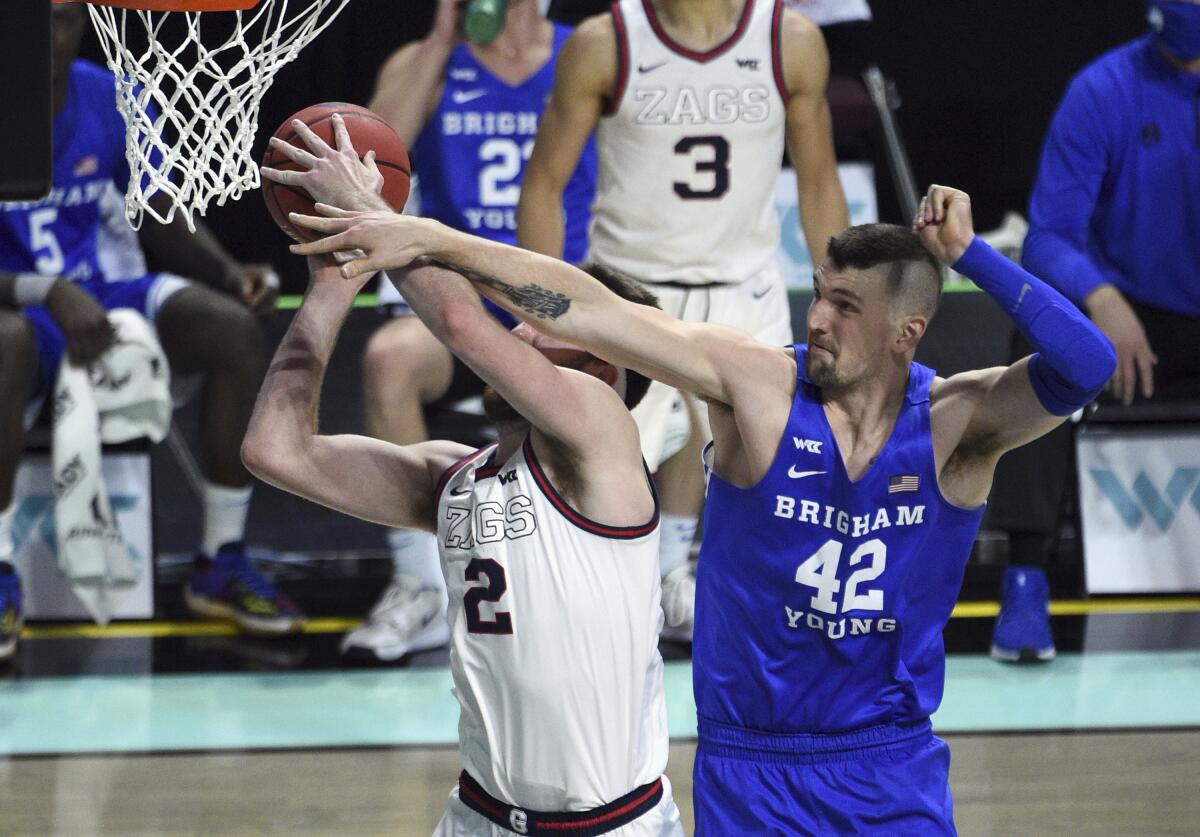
[578,263,660,410]
[825,224,943,319]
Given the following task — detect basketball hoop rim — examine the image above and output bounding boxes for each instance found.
[53,0,260,11]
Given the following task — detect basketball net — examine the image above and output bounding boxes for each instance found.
[81,0,352,231]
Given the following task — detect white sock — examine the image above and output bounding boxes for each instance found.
[201,481,253,556]
[0,501,14,563]
[387,528,444,590]
[659,513,698,578]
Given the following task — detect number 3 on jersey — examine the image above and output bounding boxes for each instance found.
[794,538,886,615]
[674,135,730,200]
[464,557,513,635]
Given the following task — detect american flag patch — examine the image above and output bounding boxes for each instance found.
[888,474,920,493]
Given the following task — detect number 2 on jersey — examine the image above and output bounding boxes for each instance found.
[794,538,886,614]
[464,557,513,635]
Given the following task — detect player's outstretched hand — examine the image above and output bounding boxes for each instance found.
[289,206,439,280]
[43,280,116,365]
[261,113,386,214]
[912,184,975,265]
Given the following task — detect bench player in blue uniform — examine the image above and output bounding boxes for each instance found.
[0,4,302,660]
[341,0,596,662]
[283,178,1116,832]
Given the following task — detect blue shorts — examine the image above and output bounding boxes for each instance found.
[693,718,954,836]
[22,273,189,400]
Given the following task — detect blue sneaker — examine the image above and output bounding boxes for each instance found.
[991,566,1056,663]
[184,543,306,636]
[0,563,23,663]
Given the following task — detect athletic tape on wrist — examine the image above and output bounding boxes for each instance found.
[13,273,56,307]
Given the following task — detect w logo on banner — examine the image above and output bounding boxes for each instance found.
[1090,468,1200,532]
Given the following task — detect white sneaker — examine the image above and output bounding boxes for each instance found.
[341,575,450,662]
[660,563,695,643]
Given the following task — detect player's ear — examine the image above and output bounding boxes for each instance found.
[895,314,928,353]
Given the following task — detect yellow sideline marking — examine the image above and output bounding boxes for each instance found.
[17,599,1200,640]
[951,598,1200,618]
[21,617,363,640]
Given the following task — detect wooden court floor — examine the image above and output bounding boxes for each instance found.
[2,731,1197,835]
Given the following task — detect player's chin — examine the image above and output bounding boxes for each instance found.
[806,355,839,388]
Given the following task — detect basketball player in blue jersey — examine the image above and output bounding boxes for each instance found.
[0,4,302,660]
[340,0,597,662]
[285,176,1117,832]
[518,0,849,644]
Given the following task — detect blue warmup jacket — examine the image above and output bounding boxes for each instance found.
[1023,35,1200,316]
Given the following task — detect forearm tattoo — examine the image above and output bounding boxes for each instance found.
[430,258,571,320]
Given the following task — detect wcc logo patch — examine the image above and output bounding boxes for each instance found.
[1090,468,1200,532]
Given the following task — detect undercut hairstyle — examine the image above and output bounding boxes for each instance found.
[579,262,660,410]
[825,224,943,319]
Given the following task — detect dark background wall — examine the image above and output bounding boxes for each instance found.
[76,1,1149,294]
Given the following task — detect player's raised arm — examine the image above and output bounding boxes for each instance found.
[516,14,613,257]
[368,0,461,147]
[384,261,644,462]
[291,211,783,408]
[779,10,848,267]
[240,256,469,530]
[914,185,1116,503]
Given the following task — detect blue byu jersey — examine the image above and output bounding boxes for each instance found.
[0,60,146,283]
[693,346,986,734]
[412,24,596,263]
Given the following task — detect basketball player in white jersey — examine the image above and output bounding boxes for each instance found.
[252,116,682,835]
[517,0,849,639]
[345,0,596,663]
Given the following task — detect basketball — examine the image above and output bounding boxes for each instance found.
[262,102,411,241]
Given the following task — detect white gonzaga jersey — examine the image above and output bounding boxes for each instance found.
[589,0,788,285]
[435,437,669,811]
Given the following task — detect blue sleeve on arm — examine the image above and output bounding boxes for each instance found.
[953,238,1116,416]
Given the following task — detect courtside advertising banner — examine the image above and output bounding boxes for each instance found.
[775,162,877,289]
[1077,426,1200,593]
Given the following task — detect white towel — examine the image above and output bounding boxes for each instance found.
[51,308,172,625]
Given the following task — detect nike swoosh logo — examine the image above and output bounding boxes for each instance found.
[452,89,487,104]
[448,485,472,497]
[638,61,668,74]
[752,286,771,299]
[787,467,827,479]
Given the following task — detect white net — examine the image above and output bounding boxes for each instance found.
[85,0,352,231]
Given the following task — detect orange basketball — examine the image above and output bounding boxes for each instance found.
[262,102,410,241]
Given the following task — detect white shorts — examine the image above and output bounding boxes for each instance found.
[632,264,794,471]
[433,776,683,837]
